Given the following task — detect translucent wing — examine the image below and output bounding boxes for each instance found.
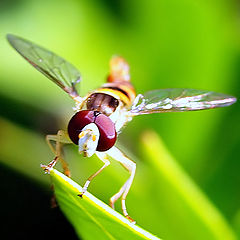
[130,88,237,115]
[7,34,81,98]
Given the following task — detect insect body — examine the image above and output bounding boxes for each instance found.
[7,34,237,223]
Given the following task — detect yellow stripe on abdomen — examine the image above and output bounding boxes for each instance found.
[94,82,136,107]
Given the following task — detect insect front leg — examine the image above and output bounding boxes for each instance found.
[78,152,110,197]
[41,130,72,177]
[106,146,136,223]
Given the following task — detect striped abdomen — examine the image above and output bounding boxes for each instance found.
[86,56,136,115]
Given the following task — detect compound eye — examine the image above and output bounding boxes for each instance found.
[67,110,117,152]
[68,110,95,145]
[95,113,117,151]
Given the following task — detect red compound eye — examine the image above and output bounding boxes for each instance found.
[68,110,95,145]
[94,113,117,151]
[67,110,117,152]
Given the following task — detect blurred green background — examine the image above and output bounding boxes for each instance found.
[0,0,239,239]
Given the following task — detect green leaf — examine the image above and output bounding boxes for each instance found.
[50,168,161,240]
[140,130,237,240]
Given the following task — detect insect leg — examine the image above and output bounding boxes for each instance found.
[41,130,72,177]
[107,146,136,223]
[78,152,110,197]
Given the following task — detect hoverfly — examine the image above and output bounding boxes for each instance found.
[7,34,236,223]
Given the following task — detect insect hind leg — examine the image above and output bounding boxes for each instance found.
[41,130,72,177]
[109,179,130,208]
[107,146,136,223]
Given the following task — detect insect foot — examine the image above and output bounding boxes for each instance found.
[77,180,90,198]
[41,156,58,174]
[40,164,52,174]
[126,215,136,224]
[77,193,84,198]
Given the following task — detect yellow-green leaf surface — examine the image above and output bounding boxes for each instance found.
[50,168,161,240]
[140,131,236,240]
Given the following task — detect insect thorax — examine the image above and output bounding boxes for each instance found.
[77,92,131,133]
[86,93,119,116]
[76,81,136,133]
